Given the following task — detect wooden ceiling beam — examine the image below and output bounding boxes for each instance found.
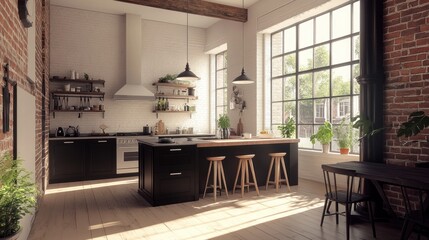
[115,0,247,22]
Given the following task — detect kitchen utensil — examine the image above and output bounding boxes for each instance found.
[66,126,78,137]
[64,84,71,92]
[143,125,150,135]
[56,127,64,137]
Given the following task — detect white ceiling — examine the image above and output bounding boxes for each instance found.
[50,0,259,28]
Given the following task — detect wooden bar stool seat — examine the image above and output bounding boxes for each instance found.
[266,152,291,192]
[233,154,260,197]
[203,156,228,201]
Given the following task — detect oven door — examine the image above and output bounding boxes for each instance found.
[116,146,139,174]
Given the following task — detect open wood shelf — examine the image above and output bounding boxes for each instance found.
[153,82,195,88]
[154,94,197,100]
[50,78,105,84]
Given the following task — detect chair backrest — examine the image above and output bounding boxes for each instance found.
[321,164,358,202]
[398,178,428,223]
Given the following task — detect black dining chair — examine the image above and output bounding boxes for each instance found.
[320,164,376,240]
[399,178,429,240]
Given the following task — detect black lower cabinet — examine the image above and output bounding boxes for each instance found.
[138,144,198,206]
[86,139,116,179]
[49,138,116,183]
[49,140,85,183]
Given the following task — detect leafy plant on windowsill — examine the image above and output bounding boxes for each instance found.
[310,121,333,153]
[0,153,38,238]
[278,117,296,138]
[333,118,355,153]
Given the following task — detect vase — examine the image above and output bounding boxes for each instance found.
[219,128,230,139]
[322,144,330,154]
[340,148,350,155]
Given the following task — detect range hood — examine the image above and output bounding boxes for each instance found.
[114,14,153,100]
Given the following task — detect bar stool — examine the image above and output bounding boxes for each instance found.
[233,154,259,197]
[203,156,228,201]
[265,152,291,192]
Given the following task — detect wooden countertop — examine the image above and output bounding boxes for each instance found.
[196,138,300,148]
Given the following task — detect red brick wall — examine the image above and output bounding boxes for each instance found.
[383,0,429,214]
[0,0,49,192]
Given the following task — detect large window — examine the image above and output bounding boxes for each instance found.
[270,1,360,153]
[215,51,228,119]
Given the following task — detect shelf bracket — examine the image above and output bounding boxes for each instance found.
[53,111,56,119]
[78,112,82,118]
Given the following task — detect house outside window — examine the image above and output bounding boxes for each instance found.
[270,1,360,153]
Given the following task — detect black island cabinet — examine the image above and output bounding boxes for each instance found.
[138,143,199,206]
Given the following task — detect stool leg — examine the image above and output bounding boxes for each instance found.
[275,157,280,193]
[266,157,274,190]
[203,161,213,199]
[280,156,291,192]
[233,160,242,195]
[217,163,222,192]
[213,161,218,201]
[249,158,259,196]
[241,160,246,197]
[245,160,250,192]
[220,162,228,198]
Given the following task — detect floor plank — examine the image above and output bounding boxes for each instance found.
[28,177,403,240]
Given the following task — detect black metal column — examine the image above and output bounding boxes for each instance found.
[357,0,386,218]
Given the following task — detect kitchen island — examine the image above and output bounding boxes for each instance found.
[138,137,299,206]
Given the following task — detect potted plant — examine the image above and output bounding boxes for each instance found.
[278,117,296,138]
[310,121,334,153]
[0,153,38,239]
[158,74,177,83]
[333,118,355,155]
[217,114,230,139]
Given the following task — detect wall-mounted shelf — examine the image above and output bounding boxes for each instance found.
[154,94,197,100]
[152,110,195,119]
[50,78,105,85]
[152,82,195,88]
[51,91,105,98]
[51,110,105,118]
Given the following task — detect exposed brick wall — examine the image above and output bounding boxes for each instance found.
[0,0,49,192]
[383,0,429,214]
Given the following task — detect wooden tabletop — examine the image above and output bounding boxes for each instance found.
[196,138,300,148]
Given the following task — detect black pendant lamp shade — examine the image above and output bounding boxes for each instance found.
[233,0,253,85]
[177,0,200,81]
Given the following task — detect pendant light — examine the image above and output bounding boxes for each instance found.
[177,0,200,81]
[233,0,254,84]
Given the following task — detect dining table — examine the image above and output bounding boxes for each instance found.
[322,161,429,239]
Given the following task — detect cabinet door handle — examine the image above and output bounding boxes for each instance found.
[170,148,182,152]
[63,141,74,144]
[98,140,108,143]
[170,172,182,176]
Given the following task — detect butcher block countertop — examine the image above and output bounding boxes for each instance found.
[138,137,300,147]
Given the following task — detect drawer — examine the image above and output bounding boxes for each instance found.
[155,169,195,197]
[155,145,196,167]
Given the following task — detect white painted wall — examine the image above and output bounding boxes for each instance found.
[50,6,209,134]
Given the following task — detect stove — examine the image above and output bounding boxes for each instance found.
[116,132,152,174]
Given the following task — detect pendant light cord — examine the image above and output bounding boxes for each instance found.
[242,0,245,68]
[187,0,189,64]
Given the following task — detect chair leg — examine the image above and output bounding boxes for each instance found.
[400,218,410,240]
[220,162,228,198]
[266,157,274,190]
[345,203,351,240]
[320,197,329,226]
[203,161,213,199]
[233,160,242,195]
[335,202,339,224]
[249,158,259,196]
[367,201,376,238]
[280,156,291,192]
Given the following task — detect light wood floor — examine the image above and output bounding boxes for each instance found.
[28,177,401,240]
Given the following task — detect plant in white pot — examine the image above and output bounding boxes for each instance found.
[310,121,334,153]
[217,114,231,139]
[0,153,38,240]
[333,118,355,155]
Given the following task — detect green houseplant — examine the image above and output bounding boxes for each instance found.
[310,121,334,153]
[217,114,231,139]
[0,153,38,239]
[333,118,355,155]
[278,117,296,138]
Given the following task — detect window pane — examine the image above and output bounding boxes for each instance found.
[216,106,226,116]
[353,95,360,117]
[216,71,225,88]
[332,38,351,65]
[298,73,313,99]
[223,88,228,105]
[314,70,330,97]
[216,89,225,106]
[284,101,296,119]
[314,98,330,124]
[353,2,360,33]
[298,125,313,148]
[353,35,360,60]
[284,53,296,74]
[272,31,283,56]
[314,44,330,68]
[298,48,313,71]
[312,125,323,150]
[272,78,283,102]
[284,76,296,100]
[352,64,360,94]
[331,96,350,123]
[332,65,351,96]
[332,5,351,39]
[272,102,283,124]
[272,56,283,77]
[216,54,224,70]
[298,100,314,124]
[315,13,330,43]
[284,27,296,53]
[299,19,313,49]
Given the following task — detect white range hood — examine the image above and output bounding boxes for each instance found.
[114,14,153,100]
